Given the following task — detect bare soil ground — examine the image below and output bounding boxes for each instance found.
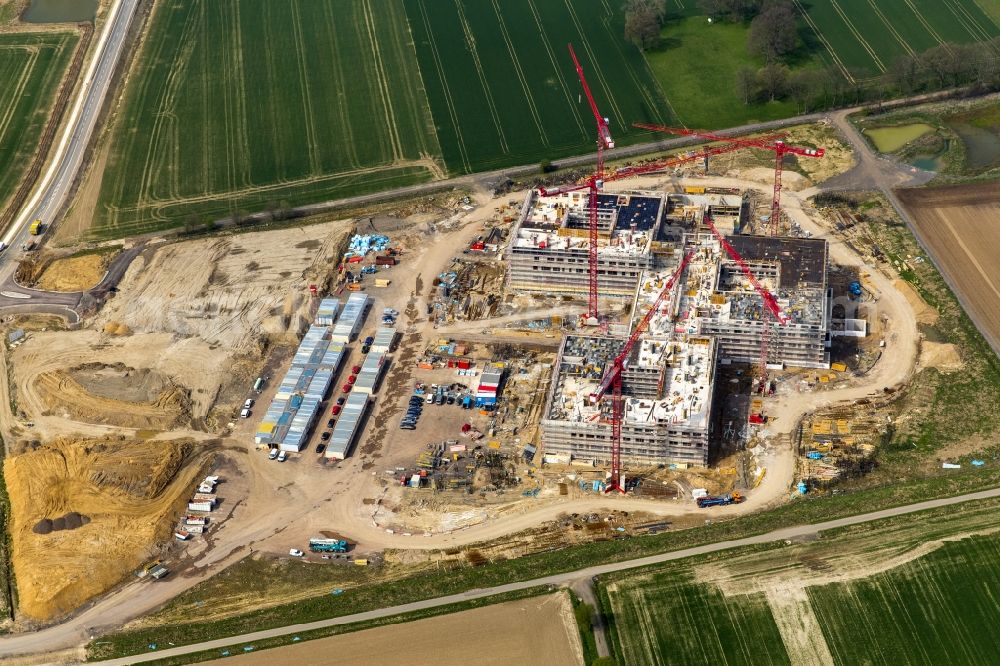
[4,436,212,621]
[11,330,230,434]
[97,221,353,352]
[201,593,583,666]
[34,251,114,292]
[898,182,1000,352]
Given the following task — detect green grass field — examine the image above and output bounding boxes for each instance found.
[605,571,789,665]
[810,534,1000,664]
[646,16,801,128]
[403,0,673,174]
[93,0,441,238]
[0,32,78,213]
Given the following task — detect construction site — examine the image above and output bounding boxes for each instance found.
[0,35,944,662]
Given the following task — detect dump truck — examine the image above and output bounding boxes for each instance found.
[309,537,349,553]
[29,219,43,235]
[696,492,744,508]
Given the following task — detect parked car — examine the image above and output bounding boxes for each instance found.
[243,398,254,409]
[342,383,352,393]
[447,395,455,405]
[321,432,331,441]
[289,549,304,557]
[400,422,416,430]
[347,375,357,384]
[352,365,362,374]
[315,442,326,454]
[277,451,287,462]
[425,393,435,404]
[240,408,251,418]
[361,345,371,354]
[327,418,336,428]
[383,308,399,317]
[363,336,375,346]
[332,405,342,416]
[336,397,346,405]
[268,448,279,460]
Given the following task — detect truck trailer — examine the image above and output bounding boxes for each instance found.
[309,537,349,553]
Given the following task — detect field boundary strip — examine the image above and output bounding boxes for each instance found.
[524,0,587,139]
[489,0,549,146]
[903,0,951,51]
[791,0,853,82]
[415,0,471,172]
[321,1,361,170]
[396,2,445,166]
[290,1,323,174]
[453,0,509,155]
[972,0,1000,29]
[865,0,916,57]
[562,0,628,130]
[360,0,404,163]
[230,0,251,191]
[828,0,885,72]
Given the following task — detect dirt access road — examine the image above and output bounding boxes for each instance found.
[88,487,1000,666]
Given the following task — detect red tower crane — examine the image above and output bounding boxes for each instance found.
[569,44,613,322]
[701,212,789,397]
[633,123,825,236]
[587,250,695,493]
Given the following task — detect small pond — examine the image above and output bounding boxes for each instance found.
[22,0,97,23]
[864,123,935,153]
[947,122,1000,172]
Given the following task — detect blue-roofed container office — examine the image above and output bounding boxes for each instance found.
[332,293,370,344]
[325,393,369,460]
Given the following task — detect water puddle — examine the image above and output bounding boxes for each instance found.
[22,0,97,23]
[864,123,934,153]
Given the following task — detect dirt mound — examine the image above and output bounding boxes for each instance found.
[5,436,207,620]
[35,251,116,292]
[102,321,131,336]
[33,368,190,430]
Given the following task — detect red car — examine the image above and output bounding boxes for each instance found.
[352,365,362,374]
[347,375,357,384]
[331,404,342,416]
[342,384,352,393]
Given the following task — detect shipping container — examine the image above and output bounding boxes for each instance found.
[370,327,396,353]
[188,502,213,512]
[325,393,370,460]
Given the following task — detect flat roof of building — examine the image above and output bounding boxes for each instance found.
[728,235,827,288]
[547,334,713,429]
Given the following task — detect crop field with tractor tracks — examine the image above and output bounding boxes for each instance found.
[600,497,1000,666]
[90,0,442,239]
[0,31,78,217]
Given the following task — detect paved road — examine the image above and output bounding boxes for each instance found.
[0,0,139,318]
[83,487,1000,665]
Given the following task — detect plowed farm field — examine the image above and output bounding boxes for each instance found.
[897,183,1000,354]
[203,593,583,666]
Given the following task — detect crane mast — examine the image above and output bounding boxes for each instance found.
[634,123,824,235]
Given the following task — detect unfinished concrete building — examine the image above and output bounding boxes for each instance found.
[541,334,717,467]
[506,189,746,299]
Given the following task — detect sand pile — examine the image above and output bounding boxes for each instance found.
[5,436,208,621]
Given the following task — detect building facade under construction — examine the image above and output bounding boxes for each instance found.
[542,334,717,467]
[531,187,834,467]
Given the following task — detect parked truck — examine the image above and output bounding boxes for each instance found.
[29,219,43,235]
[309,537,349,553]
[696,492,744,508]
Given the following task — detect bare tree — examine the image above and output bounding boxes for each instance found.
[748,0,797,61]
[623,0,668,50]
[759,62,789,100]
[735,65,758,105]
[698,0,761,21]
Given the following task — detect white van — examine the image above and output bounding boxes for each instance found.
[244,398,254,409]
[268,448,279,460]
[240,408,251,419]
[277,450,287,462]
